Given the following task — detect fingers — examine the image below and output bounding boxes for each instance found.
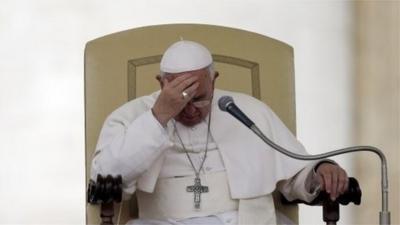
[330,171,338,200]
[183,82,200,101]
[166,73,190,87]
[321,170,338,201]
[167,74,198,91]
[152,74,200,126]
[176,76,199,92]
[322,172,332,195]
[161,75,199,97]
[317,163,349,201]
[337,169,348,194]
[161,75,199,100]
[317,174,325,191]
[344,176,349,193]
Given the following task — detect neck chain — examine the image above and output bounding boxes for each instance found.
[173,111,211,177]
[173,111,212,209]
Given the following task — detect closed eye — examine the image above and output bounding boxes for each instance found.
[193,95,206,101]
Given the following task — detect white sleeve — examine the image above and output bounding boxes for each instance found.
[276,161,322,203]
[90,110,171,193]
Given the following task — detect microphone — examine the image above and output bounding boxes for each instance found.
[218,96,255,128]
[218,95,390,225]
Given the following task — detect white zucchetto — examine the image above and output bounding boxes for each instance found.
[160,40,213,74]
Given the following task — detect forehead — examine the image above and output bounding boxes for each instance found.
[164,68,209,81]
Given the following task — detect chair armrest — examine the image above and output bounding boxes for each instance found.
[281,177,362,206]
[88,174,123,204]
[87,175,123,225]
[281,177,362,224]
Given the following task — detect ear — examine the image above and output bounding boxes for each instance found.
[212,71,219,88]
[156,74,164,88]
[213,71,219,80]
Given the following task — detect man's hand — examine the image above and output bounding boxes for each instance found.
[316,163,349,201]
[152,74,199,126]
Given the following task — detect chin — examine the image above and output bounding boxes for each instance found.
[176,117,202,127]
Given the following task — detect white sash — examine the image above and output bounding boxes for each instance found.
[136,171,238,220]
[136,171,277,225]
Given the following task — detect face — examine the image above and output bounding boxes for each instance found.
[161,68,217,127]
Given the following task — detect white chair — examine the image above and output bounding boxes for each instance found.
[84,24,360,225]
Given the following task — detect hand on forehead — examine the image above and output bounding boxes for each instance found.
[164,68,208,82]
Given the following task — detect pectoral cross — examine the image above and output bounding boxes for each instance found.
[186,177,209,209]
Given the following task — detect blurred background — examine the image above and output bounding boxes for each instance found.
[0,0,398,224]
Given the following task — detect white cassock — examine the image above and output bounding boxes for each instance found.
[91,89,323,225]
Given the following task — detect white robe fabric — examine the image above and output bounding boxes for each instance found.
[91,89,322,224]
[92,89,313,196]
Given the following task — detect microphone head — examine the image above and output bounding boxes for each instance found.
[218,96,234,111]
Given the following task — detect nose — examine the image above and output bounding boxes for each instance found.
[183,103,197,114]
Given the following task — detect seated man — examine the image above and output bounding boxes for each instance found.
[91,40,349,225]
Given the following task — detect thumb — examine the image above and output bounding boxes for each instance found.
[162,77,169,86]
[160,77,168,89]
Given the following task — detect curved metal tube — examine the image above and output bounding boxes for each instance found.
[250,125,390,225]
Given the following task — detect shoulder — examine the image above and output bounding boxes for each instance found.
[105,90,160,125]
[213,89,278,126]
[214,89,268,111]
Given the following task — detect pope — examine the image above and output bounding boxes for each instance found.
[91,40,349,225]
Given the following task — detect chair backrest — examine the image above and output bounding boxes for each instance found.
[85,24,298,224]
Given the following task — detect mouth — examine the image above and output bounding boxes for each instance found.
[182,114,200,121]
[177,112,202,126]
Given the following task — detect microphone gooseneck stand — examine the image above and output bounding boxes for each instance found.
[218,96,390,225]
[250,125,390,225]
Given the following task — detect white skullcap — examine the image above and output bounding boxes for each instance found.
[160,40,213,74]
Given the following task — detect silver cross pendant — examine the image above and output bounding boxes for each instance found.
[186,177,209,209]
